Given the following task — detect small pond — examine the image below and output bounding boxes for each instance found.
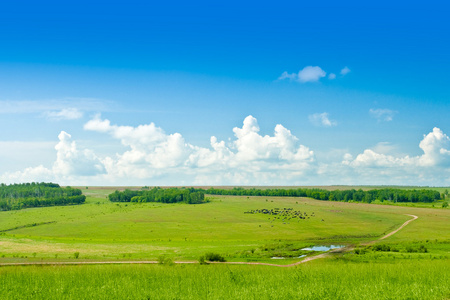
[301,245,344,251]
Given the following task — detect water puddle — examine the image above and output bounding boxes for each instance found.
[301,245,344,251]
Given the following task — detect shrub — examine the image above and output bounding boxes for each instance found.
[418,245,428,253]
[204,252,226,262]
[74,252,80,259]
[157,255,174,265]
[373,244,391,252]
[198,256,208,265]
[354,248,367,255]
[157,255,166,264]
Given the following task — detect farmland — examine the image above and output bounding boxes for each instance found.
[0,186,449,299]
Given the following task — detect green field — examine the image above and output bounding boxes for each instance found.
[0,187,449,299]
[1,260,449,299]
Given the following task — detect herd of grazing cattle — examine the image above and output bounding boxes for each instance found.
[244,207,320,224]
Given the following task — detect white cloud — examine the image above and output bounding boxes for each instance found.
[308,112,337,127]
[337,127,450,184]
[0,131,106,184]
[340,66,351,76]
[53,131,106,176]
[2,117,450,186]
[232,116,314,164]
[298,66,326,82]
[369,108,397,122]
[0,165,55,184]
[45,108,83,120]
[278,66,352,82]
[418,127,450,167]
[345,149,411,168]
[278,66,326,83]
[84,115,316,184]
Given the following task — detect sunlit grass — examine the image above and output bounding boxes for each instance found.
[0,259,448,299]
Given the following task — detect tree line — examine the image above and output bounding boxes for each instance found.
[0,182,86,211]
[203,187,441,203]
[108,186,441,205]
[108,187,206,204]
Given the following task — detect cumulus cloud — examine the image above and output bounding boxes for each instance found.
[84,115,316,184]
[340,66,351,76]
[308,112,337,127]
[53,131,105,176]
[45,108,83,120]
[84,116,192,170]
[232,116,314,164]
[370,108,397,122]
[330,127,450,186]
[339,127,450,185]
[0,131,106,184]
[418,127,450,167]
[328,73,336,80]
[3,116,450,186]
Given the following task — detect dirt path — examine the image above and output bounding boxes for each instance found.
[378,214,418,240]
[0,214,418,268]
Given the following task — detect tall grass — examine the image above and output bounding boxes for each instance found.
[0,259,448,299]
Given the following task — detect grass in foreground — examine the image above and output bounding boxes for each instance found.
[0,258,448,299]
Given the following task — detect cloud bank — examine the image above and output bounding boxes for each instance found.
[82,115,316,185]
[1,116,450,186]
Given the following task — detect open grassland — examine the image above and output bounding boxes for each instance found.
[1,186,448,261]
[0,186,449,299]
[0,259,448,300]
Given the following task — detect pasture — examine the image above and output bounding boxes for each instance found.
[1,187,448,261]
[0,186,449,299]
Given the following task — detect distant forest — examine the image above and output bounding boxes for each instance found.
[108,187,206,204]
[0,182,85,211]
[108,186,442,205]
[204,187,442,203]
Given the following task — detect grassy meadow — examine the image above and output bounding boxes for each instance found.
[0,260,448,299]
[0,186,449,299]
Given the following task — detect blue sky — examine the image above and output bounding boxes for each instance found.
[1,1,450,186]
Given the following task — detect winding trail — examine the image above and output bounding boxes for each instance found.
[377,214,418,241]
[0,214,418,268]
